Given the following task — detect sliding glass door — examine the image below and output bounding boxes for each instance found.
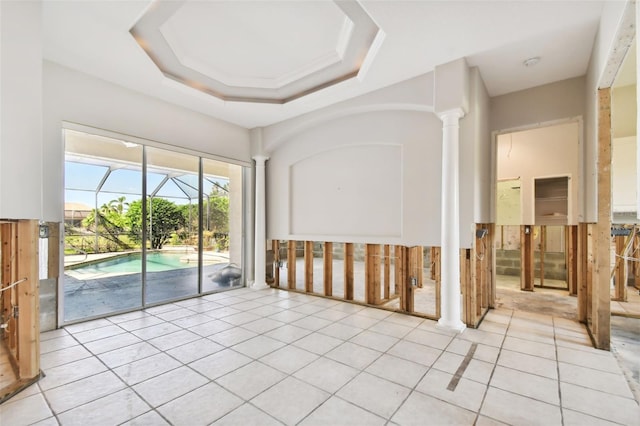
[63,129,245,323]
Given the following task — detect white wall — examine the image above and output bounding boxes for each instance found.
[612,84,636,138]
[0,1,42,219]
[490,77,585,133]
[266,109,443,246]
[612,136,637,212]
[496,121,580,225]
[264,67,491,248]
[490,77,585,222]
[584,0,631,222]
[42,61,251,222]
[461,67,491,225]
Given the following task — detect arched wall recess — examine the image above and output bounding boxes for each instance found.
[289,143,402,238]
[265,109,443,246]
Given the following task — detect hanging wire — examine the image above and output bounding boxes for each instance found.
[0,278,27,293]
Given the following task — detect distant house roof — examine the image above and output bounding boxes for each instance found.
[65,203,92,221]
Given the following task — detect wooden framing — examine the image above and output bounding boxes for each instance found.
[566,226,578,296]
[631,232,640,290]
[16,221,40,379]
[398,246,413,312]
[287,240,296,289]
[1,223,17,353]
[539,225,545,287]
[578,223,595,324]
[395,245,403,295]
[461,248,473,326]
[430,246,442,316]
[272,240,280,287]
[365,244,381,305]
[613,234,628,301]
[592,88,612,350]
[383,245,391,299]
[520,225,534,291]
[416,247,424,288]
[1,220,41,402]
[344,243,354,300]
[323,242,333,296]
[461,224,495,328]
[304,241,314,293]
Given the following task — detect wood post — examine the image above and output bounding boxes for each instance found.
[613,234,628,301]
[344,243,354,300]
[16,220,40,380]
[287,240,296,289]
[365,244,381,305]
[567,226,578,296]
[398,246,413,312]
[304,241,313,293]
[272,240,280,287]
[1,223,17,353]
[487,223,496,309]
[592,88,612,350]
[461,248,473,326]
[539,225,545,287]
[323,242,333,297]
[430,246,442,317]
[395,245,403,296]
[383,245,391,299]
[631,230,640,290]
[47,222,60,280]
[520,225,534,291]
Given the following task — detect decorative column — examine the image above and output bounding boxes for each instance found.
[252,154,270,290]
[437,109,466,332]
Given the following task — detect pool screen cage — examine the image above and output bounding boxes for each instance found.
[64,149,231,256]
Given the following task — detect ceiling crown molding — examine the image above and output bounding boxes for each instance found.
[130,0,382,104]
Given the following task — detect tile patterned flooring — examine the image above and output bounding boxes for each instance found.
[1,287,639,426]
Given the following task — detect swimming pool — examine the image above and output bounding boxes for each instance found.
[65,251,224,279]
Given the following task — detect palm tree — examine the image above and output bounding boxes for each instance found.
[108,196,129,215]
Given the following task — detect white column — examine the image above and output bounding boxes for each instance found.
[252,154,269,290]
[437,109,466,332]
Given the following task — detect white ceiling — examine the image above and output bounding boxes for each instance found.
[42,0,605,129]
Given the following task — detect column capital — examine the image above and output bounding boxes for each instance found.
[252,154,270,165]
[436,108,465,125]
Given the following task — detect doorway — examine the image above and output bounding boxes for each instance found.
[494,121,580,319]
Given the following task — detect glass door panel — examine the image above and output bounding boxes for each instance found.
[145,147,200,303]
[63,130,143,321]
[202,159,243,292]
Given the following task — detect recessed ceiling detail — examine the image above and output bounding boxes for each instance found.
[131,0,381,104]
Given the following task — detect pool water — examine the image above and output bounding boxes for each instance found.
[66,252,197,278]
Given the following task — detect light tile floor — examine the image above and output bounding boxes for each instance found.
[2,287,639,426]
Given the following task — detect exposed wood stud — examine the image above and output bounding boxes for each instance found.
[47,223,60,280]
[323,242,333,297]
[461,248,472,325]
[383,245,391,299]
[365,244,381,305]
[613,234,628,301]
[635,232,640,289]
[287,240,296,290]
[304,241,314,293]
[272,240,280,287]
[431,246,442,317]
[16,220,40,380]
[417,247,424,288]
[567,226,578,296]
[539,225,546,287]
[488,224,496,309]
[520,225,534,291]
[394,246,401,295]
[594,88,612,350]
[344,243,354,300]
